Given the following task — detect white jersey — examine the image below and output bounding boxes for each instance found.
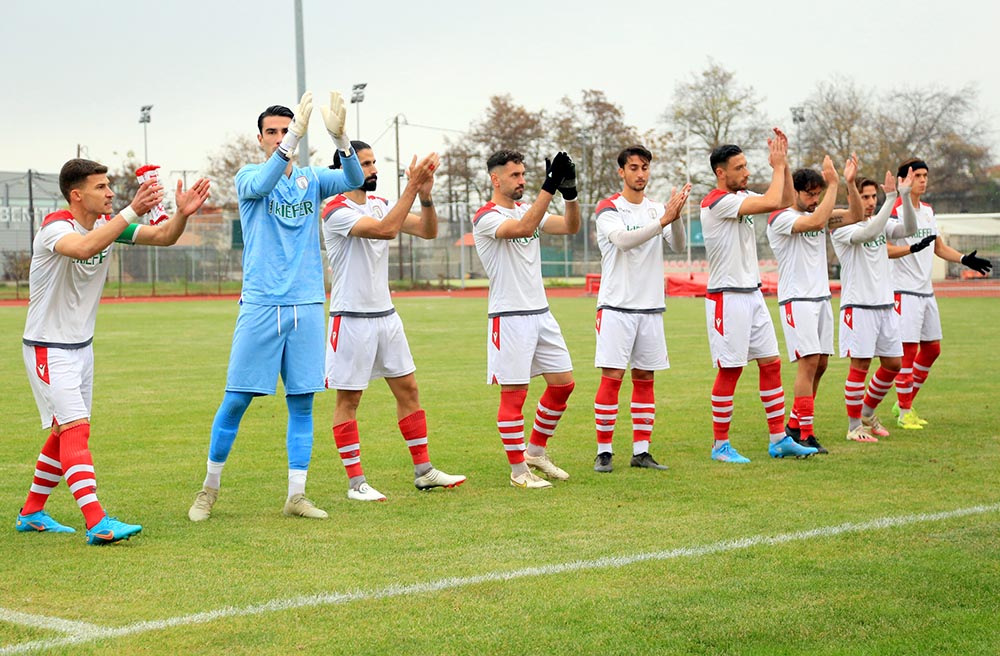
[700,189,762,293]
[473,201,551,316]
[22,210,140,348]
[765,208,831,304]
[321,194,395,315]
[830,218,911,308]
[595,193,680,311]
[888,198,936,295]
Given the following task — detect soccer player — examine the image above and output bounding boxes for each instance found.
[830,170,919,441]
[765,155,858,454]
[17,158,210,544]
[188,92,364,521]
[592,145,691,473]
[885,158,992,429]
[321,142,466,501]
[473,149,580,489]
[700,130,818,463]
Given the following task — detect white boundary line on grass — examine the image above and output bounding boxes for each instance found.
[2,502,997,655]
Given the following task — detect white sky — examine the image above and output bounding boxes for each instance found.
[2,0,997,200]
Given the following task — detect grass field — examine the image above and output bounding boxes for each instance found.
[1,294,998,655]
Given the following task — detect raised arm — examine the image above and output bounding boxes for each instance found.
[847,170,899,245]
[350,154,439,241]
[135,178,212,246]
[53,180,163,260]
[790,156,839,233]
[401,153,440,239]
[737,129,789,216]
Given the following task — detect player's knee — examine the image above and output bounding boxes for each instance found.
[220,391,253,419]
[286,393,314,417]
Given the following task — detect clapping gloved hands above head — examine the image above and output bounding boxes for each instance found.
[541,151,577,200]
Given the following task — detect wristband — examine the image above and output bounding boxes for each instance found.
[120,206,139,224]
[420,199,434,207]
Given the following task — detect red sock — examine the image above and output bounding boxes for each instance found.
[529,382,574,449]
[631,378,655,454]
[758,360,785,439]
[793,396,815,439]
[845,367,867,419]
[712,367,743,443]
[594,376,622,453]
[398,410,430,466]
[864,367,896,413]
[895,342,918,410]
[59,423,104,529]
[22,431,62,515]
[499,390,528,465]
[333,420,364,479]
[787,408,800,430]
[911,342,940,403]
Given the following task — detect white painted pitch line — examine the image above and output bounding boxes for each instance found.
[2,502,997,655]
[0,611,99,637]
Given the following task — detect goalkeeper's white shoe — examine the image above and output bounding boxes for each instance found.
[414,468,466,490]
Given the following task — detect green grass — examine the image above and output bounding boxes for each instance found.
[1,295,998,655]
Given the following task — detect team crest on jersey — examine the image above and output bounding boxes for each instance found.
[648,208,659,220]
[295,175,309,190]
[373,205,384,219]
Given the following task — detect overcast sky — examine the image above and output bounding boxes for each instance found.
[2,0,996,200]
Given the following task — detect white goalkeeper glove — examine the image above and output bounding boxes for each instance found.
[320,91,352,154]
[277,91,313,159]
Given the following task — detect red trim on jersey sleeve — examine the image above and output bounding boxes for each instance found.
[595,194,620,216]
[321,195,349,220]
[701,189,728,209]
[368,195,388,204]
[890,196,903,218]
[41,210,74,228]
[921,201,933,210]
[473,202,497,225]
[768,209,789,225]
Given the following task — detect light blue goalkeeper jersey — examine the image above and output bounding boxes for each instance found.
[235,150,363,305]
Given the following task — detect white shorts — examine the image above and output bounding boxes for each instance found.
[705,291,779,368]
[325,312,416,391]
[777,300,834,361]
[594,309,669,371]
[22,344,94,428]
[487,311,573,385]
[839,306,903,359]
[895,293,942,342]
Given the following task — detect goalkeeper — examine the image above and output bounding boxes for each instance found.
[188,92,364,522]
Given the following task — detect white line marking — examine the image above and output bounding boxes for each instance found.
[2,502,997,655]
[0,611,99,636]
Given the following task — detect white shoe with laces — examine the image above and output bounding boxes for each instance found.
[347,482,387,502]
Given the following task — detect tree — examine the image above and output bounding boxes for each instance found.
[662,61,772,194]
[204,134,266,209]
[107,151,144,214]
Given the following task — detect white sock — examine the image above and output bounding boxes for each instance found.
[204,460,225,489]
[288,469,307,498]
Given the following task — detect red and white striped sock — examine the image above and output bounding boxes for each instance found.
[594,376,621,455]
[528,382,574,450]
[21,431,62,515]
[711,367,742,447]
[59,423,104,529]
[845,367,867,428]
[333,420,364,479]
[911,342,941,403]
[793,396,815,439]
[498,390,528,465]
[398,410,430,467]
[631,378,655,456]
[759,360,786,444]
[863,367,896,416]
[895,342,918,412]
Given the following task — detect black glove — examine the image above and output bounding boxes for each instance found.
[541,151,571,195]
[909,234,936,254]
[961,249,993,275]
[559,154,578,201]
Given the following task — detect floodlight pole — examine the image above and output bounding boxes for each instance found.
[294,0,309,167]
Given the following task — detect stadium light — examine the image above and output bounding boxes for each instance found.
[351,83,367,138]
[790,106,806,167]
[139,105,153,164]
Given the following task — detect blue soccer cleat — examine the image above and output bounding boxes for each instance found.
[769,436,819,459]
[86,515,142,545]
[16,510,76,533]
[711,442,751,464]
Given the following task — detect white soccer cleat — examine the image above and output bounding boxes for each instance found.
[524,452,570,480]
[283,494,329,519]
[509,470,553,489]
[414,468,467,490]
[347,482,387,502]
[846,425,878,443]
[188,485,219,522]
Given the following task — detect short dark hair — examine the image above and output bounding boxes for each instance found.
[331,140,371,169]
[59,158,108,202]
[486,149,524,173]
[897,157,928,180]
[792,168,826,193]
[856,177,878,193]
[257,104,294,134]
[617,145,653,168]
[709,144,743,173]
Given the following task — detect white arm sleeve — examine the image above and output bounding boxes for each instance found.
[607,219,664,251]
[849,191,898,245]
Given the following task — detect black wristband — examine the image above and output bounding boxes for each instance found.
[420,199,434,207]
